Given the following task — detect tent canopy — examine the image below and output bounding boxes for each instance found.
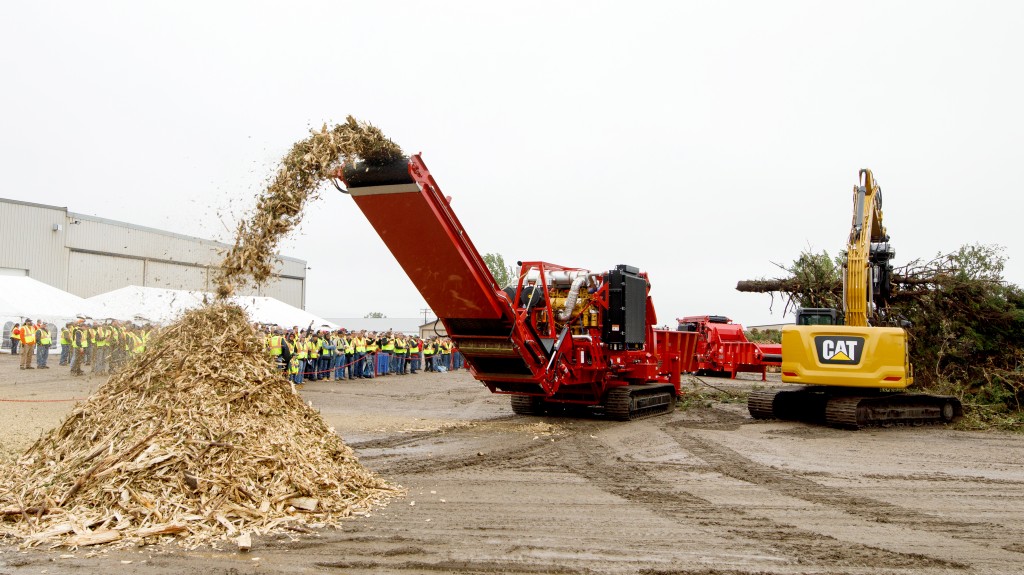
[0,276,99,322]
[87,286,336,329]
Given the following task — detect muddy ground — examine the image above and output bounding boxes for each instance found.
[1,350,1022,575]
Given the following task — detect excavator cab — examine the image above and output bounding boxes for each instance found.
[795,308,843,326]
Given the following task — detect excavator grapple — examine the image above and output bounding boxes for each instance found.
[337,155,698,420]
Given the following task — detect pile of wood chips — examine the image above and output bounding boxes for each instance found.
[0,117,405,549]
[217,116,403,296]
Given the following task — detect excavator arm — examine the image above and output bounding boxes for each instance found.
[843,169,894,327]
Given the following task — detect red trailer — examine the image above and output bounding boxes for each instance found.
[677,315,781,381]
[333,154,698,420]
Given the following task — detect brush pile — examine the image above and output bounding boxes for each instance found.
[1,117,406,547]
[217,116,403,296]
[0,303,398,547]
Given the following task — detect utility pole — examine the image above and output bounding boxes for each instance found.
[420,308,433,324]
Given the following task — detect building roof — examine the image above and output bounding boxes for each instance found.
[323,317,423,335]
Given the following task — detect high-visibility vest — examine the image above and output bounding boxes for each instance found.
[80,327,90,348]
[354,337,366,353]
[95,327,109,347]
[423,344,435,356]
[367,341,378,352]
[410,341,420,353]
[288,356,300,375]
[12,327,21,342]
[22,327,36,345]
[60,328,70,345]
[295,340,308,360]
[39,329,52,346]
[308,338,319,359]
[382,339,395,352]
[125,332,141,354]
[343,338,354,354]
[268,335,283,356]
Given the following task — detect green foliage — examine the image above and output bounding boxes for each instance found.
[785,249,844,310]
[890,243,1024,430]
[364,311,387,318]
[745,328,781,344]
[483,253,517,288]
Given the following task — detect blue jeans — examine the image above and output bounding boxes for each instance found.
[318,355,330,379]
[353,352,366,377]
[59,344,70,365]
[378,352,389,375]
[333,355,346,379]
[37,345,50,367]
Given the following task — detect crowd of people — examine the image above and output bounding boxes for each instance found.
[9,318,467,385]
[8,318,154,376]
[257,325,465,385]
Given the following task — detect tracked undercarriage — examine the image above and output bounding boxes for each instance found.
[748,386,963,429]
[510,384,677,421]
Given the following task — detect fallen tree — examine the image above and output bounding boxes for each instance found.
[739,244,1024,430]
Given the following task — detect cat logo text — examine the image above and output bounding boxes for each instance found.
[814,336,865,365]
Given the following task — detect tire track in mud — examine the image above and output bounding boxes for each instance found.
[551,431,963,571]
[354,417,570,476]
[315,558,595,574]
[663,418,1014,546]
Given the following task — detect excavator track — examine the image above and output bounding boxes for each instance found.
[606,385,676,421]
[824,393,963,429]
[748,387,825,422]
[748,386,963,429]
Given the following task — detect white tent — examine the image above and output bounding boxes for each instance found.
[231,295,337,331]
[0,276,98,320]
[0,276,100,351]
[87,286,208,324]
[87,286,336,329]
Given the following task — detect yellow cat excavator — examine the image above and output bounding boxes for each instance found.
[748,169,963,428]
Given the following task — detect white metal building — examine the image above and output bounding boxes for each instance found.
[0,197,306,308]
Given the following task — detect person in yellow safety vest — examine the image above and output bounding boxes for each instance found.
[381,333,396,375]
[287,354,302,385]
[342,333,355,380]
[306,334,320,380]
[331,331,346,380]
[365,334,379,378]
[92,323,110,374]
[59,323,72,366]
[109,322,126,371]
[316,330,333,381]
[408,337,421,373]
[438,337,453,372]
[70,322,88,376]
[35,321,52,369]
[294,334,309,383]
[423,338,436,372]
[19,319,37,370]
[352,333,367,379]
[394,335,407,375]
[268,331,284,369]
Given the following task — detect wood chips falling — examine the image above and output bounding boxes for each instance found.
[217,116,403,297]
[0,117,405,548]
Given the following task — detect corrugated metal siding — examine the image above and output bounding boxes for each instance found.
[145,260,210,291]
[68,252,145,298]
[260,277,305,308]
[67,218,224,266]
[3,198,306,308]
[0,200,70,289]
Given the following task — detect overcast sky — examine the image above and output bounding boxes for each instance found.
[3,1,1022,326]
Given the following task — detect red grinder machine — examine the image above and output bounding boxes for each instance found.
[334,155,698,420]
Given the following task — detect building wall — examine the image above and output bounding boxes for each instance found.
[0,198,306,308]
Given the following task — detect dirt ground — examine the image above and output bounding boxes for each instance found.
[1,350,1023,575]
